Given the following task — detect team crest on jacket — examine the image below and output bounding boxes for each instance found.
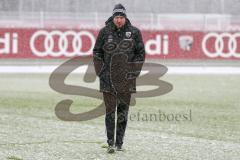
[125,32,132,38]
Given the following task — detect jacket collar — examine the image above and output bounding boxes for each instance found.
[105,16,131,31]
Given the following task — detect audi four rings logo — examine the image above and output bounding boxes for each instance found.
[30,30,95,57]
[202,32,240,58]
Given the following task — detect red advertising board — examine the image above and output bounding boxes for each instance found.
[0,28,239,59]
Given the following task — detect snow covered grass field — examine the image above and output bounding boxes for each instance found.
[0,70,240,159]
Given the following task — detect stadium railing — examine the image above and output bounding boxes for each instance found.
[0,12,239,31]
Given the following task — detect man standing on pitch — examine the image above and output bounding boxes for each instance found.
[93,3,145,153]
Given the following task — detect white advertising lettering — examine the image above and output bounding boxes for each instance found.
[202,32,240,58]
[145,34,169,55]
[0,33,18,54]
[30,30,95,57]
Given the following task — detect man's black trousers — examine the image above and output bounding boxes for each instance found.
[103,92,131,146]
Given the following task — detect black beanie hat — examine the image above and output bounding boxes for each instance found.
[112,3,126,17]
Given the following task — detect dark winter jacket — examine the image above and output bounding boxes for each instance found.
[93,16,145,93]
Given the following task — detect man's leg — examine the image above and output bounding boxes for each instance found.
[103,92,117,147]
[116,92,131,148]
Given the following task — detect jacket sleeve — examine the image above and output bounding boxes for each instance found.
[93,29,105,76]
[134,29,145,63]
[127,29,145,79]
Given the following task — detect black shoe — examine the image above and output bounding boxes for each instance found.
[115,145,124,151]
[107,145,115,153]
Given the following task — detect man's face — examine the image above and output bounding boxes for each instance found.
[113,16,126,28]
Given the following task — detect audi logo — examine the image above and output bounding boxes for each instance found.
[202,32,240,58]
[30,30,95,57]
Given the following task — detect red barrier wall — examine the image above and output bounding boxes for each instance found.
[0,28,239,59]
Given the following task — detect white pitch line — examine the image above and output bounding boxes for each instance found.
[167,66,240,75]
[0,66,240,75]
[0,65,86,74]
